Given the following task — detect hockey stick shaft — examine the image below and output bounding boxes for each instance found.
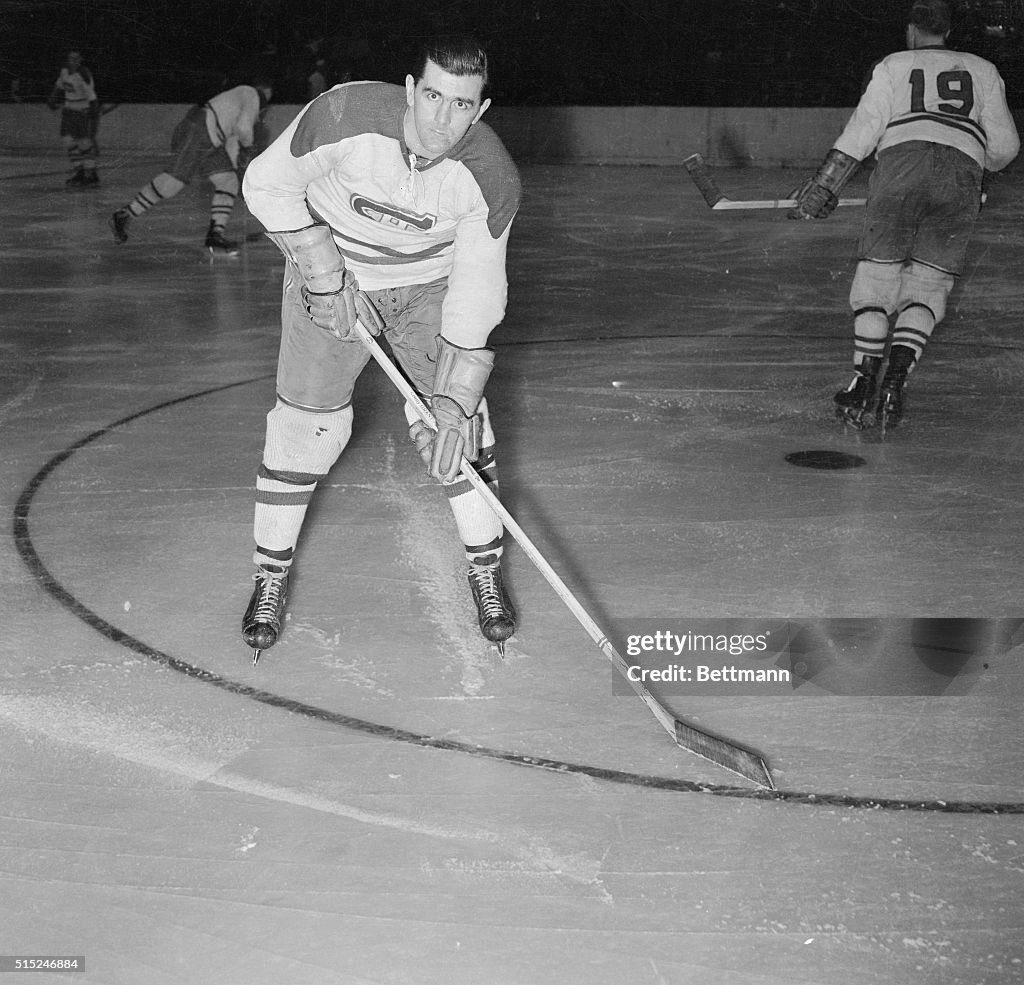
[352,316,774,789]
[710,196,865,210]
[684,153,864,211]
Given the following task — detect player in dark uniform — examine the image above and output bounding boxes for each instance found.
[240,37,521,661]
[109,81,273,254]
[48,50,100,188]
[791,0,1019,432]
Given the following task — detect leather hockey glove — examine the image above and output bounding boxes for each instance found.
[409,337,494,483]
[267,225,383,341]
[788,148,859,220]
[300,276,383,342]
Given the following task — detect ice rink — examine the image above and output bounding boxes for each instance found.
[2,148,1023,984]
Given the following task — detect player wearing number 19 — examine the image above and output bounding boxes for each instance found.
[791,0,1019,432]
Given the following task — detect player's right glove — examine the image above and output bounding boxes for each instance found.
[788,148,859,220]
[267,225,384,341]
[301,280,384,341]
[409,337,494,483]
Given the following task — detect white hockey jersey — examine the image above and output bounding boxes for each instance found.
[55,66,96,113]
[834,45,1019,172]
[243,82,521,349]
[204,85,263,149]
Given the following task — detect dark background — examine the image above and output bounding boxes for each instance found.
[2,0,1021,107]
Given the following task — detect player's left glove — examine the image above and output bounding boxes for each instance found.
[409,337,494,483]
[788,148,859,220]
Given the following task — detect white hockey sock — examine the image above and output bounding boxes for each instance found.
[209,191,236,231]
[892,304,935,363]
[127,173,183,217]
[252,402,353,569]
[442,444,503,565]
[852,308,889,365]
[253,471,316,569]
[209,172,239,231]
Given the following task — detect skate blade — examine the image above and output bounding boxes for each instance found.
[207,245,241,261]
[876,401,900,440]
[496,641,506,659]
[835,406,873,431]
[878,415,898,441]
[252,647,262,665]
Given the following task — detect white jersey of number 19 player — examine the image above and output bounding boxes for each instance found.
[834,45,1019,173]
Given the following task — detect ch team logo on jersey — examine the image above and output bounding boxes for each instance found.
[351,195,436,232]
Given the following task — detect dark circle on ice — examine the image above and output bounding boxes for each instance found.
[12,380,1023,816]
[785,449,866,470]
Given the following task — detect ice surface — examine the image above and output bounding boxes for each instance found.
[2,153,1023,984]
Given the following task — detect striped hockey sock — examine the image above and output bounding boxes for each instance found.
[126,172,184,217]
[252,402,353,569]
[442,444,504,564]
[892,302,935,364]
[209,190,236,232]
[851,306,889,366]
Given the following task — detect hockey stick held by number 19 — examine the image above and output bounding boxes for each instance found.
[350,307,775,790]
[684,153,866,211]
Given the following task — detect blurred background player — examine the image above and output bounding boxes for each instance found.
[240,36,521,661]
[109,79,273,254]
[48,49,100,189]
[791,0,1019,432]
[307,58,329,100]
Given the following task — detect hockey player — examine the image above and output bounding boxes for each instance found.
[48,50,100,189]
[791,0,1019,432]
[109,80,273,254]
[240,36,521,660]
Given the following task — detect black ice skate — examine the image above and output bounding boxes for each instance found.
[242,565,289,664]
[109,208,131,244]
[205,223,239,255]
[65,169,87,189]
[876,345,916,436]
[467,558,517,657]
[833,355,882,429]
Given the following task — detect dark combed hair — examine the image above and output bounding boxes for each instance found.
[909,0,952,35]
[412,36,489,93]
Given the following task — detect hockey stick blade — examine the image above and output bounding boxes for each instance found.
[351,308,774,789]
[684,153,865,211]
[683,153,725,208]
[675,719,775,789]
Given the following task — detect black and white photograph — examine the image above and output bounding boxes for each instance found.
[1,2,1022,982]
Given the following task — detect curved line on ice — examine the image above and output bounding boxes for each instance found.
[12,378,1024,816]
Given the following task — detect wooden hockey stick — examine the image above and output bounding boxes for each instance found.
[684,153,865,211]
[352,313,775,790]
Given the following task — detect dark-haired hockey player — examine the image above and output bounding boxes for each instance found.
[791,0,1019,432]
[109,80,273,254]
[240,36,521,661]
[48,50,100,188]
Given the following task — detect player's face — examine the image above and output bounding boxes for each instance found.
[67,51,82,71]
[404,59,490,159]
